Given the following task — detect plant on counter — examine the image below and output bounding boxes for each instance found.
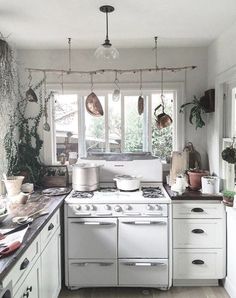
[179,96,206,129]
[222,190,236,207]
[4,79,46,185]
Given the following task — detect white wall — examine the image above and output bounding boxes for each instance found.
[17,47,208,166]
[207,20,236,175]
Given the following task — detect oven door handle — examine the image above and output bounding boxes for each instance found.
[122,220,166,225]
[71,261,114,266]
[122,262,166,267]
[71,221,116,226]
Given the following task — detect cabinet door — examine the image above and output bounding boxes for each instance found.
[68,218,117,258]
[41,226,61,298]
[119,218,168,258]
[14,259,40,298]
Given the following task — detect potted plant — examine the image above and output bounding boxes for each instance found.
[187,169,209,191]
[180,96,206,129]
[222,190,236,207]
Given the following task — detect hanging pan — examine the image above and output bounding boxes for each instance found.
[137,70,144,115]
[85,74,104,117]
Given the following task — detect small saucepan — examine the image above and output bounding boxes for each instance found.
[113,175,142,191]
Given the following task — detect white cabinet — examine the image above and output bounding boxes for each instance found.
[14,258,40,298]
[41,225,61,298]
[173,201,226,286]
[1,209,61,298]
[224,207,236,298]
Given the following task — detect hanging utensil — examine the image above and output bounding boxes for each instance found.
[154,70,172,129]
[222,137,236,164]
[26,70,38,102]
[43,72,50,131]
[138,70,144,115]
[112,71,120,102]
[85,74,104,117]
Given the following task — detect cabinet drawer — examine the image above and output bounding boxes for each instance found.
[41,209,60,251]
[173,203,225,219]
[173,249,225,279]
[3,234,40,291]
[68,259,117,286]
[173,219,225,248]
[14,258,40,298]
[119,259,168,286]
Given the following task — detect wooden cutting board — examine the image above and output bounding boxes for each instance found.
[169,151,189,185]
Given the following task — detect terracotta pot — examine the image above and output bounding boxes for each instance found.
[223,196,234,207]
[187,170,209,191]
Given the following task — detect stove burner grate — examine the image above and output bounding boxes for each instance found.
[142,187,164,198]
[72,191,94,199]
[99,187,118,193]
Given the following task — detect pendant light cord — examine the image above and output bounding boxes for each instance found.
[105,10,109,43]
[68,38,72,73]
[140,70,143,96]
[154,36,158,70]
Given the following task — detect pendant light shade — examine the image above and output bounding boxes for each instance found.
[94,5,119,60]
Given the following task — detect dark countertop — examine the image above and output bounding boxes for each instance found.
[164,184,223,200]
[0,192,67,282]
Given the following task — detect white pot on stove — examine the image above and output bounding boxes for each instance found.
[113,175,142,191]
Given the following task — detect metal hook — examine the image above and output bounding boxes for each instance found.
[114,71,119,89]
[90,73,94,91]
[28,70,32,87]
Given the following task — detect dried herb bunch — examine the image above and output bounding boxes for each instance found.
[4,79,45,185]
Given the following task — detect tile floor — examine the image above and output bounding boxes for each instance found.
[59,286,230,298]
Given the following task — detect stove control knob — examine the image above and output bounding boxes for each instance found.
[90,205,96,211]
[104,204,111,210]
[114,205,122,212]
[75,205,81,211]
[125,204,132,211]
[84,205,90,211]
[146,204,153,210]
[155,205,162,210]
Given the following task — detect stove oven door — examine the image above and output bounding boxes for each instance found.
[68,218,117,259]
[118,217,168,258]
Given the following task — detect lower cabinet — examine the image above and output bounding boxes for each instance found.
[41,226,61,298]
[14,258,40,298]
[172,201,226,286]
[2,209,61,298]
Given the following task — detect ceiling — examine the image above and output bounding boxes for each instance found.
[1,0,236,49]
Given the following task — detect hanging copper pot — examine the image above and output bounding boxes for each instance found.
[154,104,172,129]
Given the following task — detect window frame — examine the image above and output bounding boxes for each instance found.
[47,82,185,164]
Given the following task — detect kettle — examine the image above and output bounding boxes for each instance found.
[154,104,172,129]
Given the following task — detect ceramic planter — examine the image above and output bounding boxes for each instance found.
[187,170,209,191]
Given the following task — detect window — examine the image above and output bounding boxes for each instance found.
[52,86,182,164]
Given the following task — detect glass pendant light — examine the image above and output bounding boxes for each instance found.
[94,5,119,61]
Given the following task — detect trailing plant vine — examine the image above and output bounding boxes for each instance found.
[4,79,46,185]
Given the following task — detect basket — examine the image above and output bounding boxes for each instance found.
[41,165,69,188]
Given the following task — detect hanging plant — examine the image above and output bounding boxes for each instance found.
[4,79,47,185]
[179,96,206,129]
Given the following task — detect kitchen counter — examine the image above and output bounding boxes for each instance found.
[0,192,67,282]
[164,184,223,200]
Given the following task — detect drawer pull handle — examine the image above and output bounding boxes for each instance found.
[48,223,54,231]
[27,286,32,292]
[122,262,166,267]
[23,292,29,298]
[123,221,166,225]
[71,262,113,266]
[71,221,115,226]
[191,229,204,234]
[20,258,30,270]
[192,259,204,265]
[191,208,204,213]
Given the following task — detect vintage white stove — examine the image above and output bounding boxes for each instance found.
[64,158,172,290]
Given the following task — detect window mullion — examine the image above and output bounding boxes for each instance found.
[121,94,125,152]
[105,94,109,152]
